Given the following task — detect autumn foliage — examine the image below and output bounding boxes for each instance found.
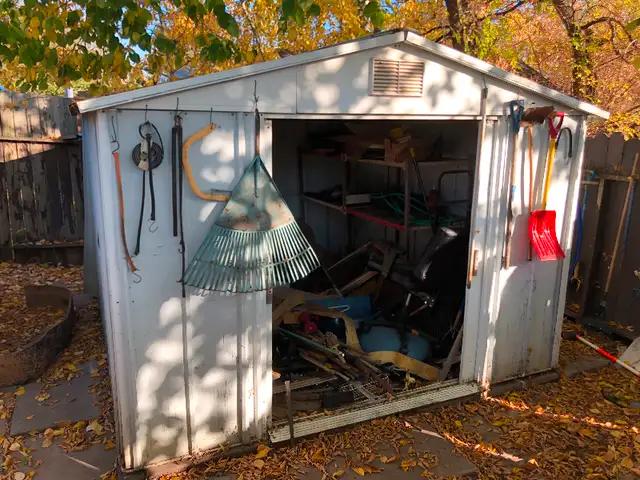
[0,1,638,135]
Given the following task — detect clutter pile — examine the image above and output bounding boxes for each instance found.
[271,228,469,422]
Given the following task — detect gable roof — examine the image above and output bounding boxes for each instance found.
[76,29,609,119]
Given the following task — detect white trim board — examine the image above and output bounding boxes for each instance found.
[77,30,608,119]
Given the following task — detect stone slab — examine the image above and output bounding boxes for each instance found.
[11,361,99,435]
[12,436,116,480]
[562,356,610,378]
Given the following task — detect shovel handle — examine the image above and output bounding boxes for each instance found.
[541,115,564,208]
[508,100,525,132]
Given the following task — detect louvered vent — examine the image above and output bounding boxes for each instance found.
[370,59,425,96]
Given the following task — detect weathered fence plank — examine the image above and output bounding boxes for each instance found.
[567,134,640,332]
[0,92,81,262]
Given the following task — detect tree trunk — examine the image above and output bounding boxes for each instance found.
[550,0,597,100]
[445,0,467,52]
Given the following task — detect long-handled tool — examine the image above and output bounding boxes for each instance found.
[520,107,552,261]
[110,116,137,272]
[562,331,640,379]
[183,107,321,293]
[525,126,535,261]
[529,112,565,261]
[504,100,525,267]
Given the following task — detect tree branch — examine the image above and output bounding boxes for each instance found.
[477,0,526,23]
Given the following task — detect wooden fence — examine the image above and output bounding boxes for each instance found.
[0,92,83,263]
[566,133,640,334]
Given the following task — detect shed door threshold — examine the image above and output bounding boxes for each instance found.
[269,380,480,443]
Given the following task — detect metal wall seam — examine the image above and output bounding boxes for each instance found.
[94,111,138,469]
[550,116,587,366]
[478,117,511,386]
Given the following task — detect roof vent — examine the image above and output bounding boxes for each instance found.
[370,58,425,97]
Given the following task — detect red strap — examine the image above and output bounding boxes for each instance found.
[548,112,565,139]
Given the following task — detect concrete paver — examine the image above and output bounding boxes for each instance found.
[11,361,99,436]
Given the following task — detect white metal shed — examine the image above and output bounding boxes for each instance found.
[77,29,608,472]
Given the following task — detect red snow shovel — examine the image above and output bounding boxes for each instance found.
[529,112,565,261]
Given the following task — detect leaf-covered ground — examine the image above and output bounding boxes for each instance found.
[2,263,639,480]
[0,263,115,480]
[0,263,82,353]
[174,329,639,480]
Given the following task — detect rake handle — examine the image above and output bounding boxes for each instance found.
[563,331,640,378]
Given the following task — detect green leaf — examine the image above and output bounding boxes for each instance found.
[200,36,237,63]
[213,4,239,37]
[306,3,321,17]
[626,17,640,32]
[363,0,384,28]
[155,35,176,53]
[67,10,81,27]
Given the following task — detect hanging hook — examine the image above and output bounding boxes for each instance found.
[253,80,259,109]
[209,107,213,125]
[109,115,120,153]
[144,104,148,122]
[132,271,142,284]
[148,219,159,233]
[175,97,180,113]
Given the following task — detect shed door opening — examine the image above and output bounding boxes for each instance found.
[270,119,477,425]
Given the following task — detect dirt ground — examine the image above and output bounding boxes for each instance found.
[1,263,639,480]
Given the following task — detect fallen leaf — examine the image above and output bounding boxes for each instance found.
[13,472,25,480]
[578,428,596,439]
[311,448,324,462]
[352,467,366,476]
[9,442,21,451]
[621,457,634,469]
[25,415,34,420]
[332,469,345,479]
[86,419,104,436]
[253,459,265,469]
[41,437,53,448]
[34,392,50,402]
[380,455,397,464]
[15,387,25,396]
[400,459,417,471]
[255,443,270,459]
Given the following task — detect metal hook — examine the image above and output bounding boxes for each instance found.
[109,115,120,153]
[253,80,259,107]
[209,107,213,125]
[148,219,159,233]
[144,104,148,122]
[132,271,142,284]
[175,97,180,113]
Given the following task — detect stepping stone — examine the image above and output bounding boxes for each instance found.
[11,361,99,436]
[12,435,116,480]
[562,356,610,378]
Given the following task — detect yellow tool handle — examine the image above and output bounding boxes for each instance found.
[541,137,557,209]
[182,123,231,202]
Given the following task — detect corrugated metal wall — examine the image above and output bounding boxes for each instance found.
[0,92,82,261]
